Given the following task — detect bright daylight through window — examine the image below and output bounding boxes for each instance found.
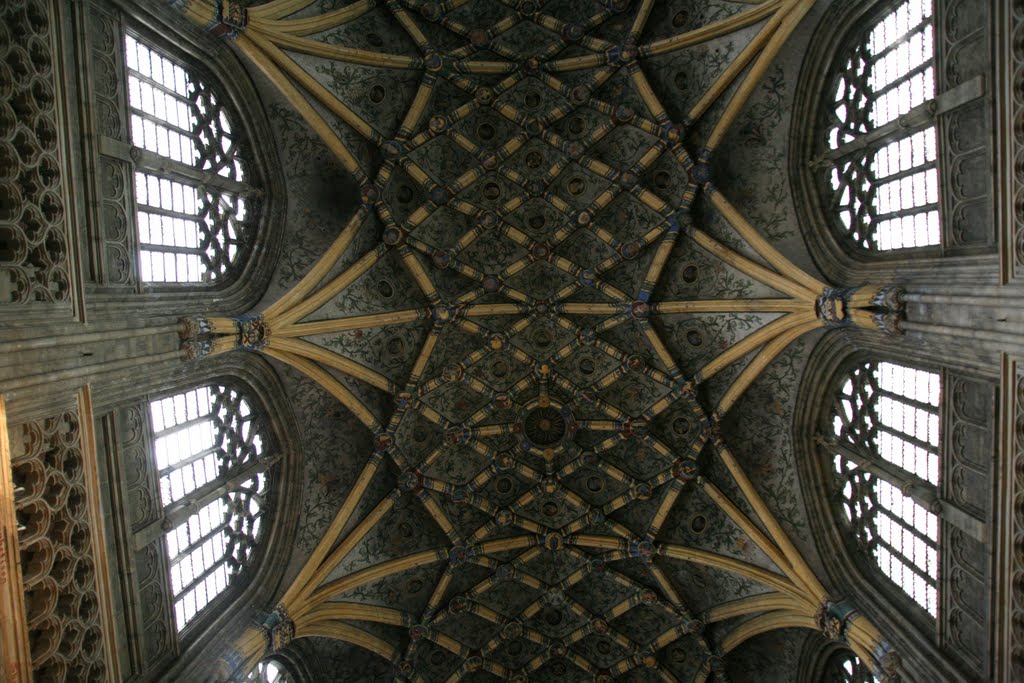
[149,386,269,630]
[824,0,939,250]
[125,34,253,283]
[830,362,940,615]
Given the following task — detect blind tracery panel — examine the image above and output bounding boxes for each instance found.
[830,361,940,616]
[148,385,269,631]
[822,0,940,251]
[124,34,255,284]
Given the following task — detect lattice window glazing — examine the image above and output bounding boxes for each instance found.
[821,0,940,250]
[124,34,255,283]
[149,385,270,631]
[824,653,877,683]
[829,362,940,615]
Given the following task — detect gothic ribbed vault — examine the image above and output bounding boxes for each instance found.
[171,0,909,680]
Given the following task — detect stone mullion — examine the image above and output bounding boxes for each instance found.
[870,58,934,102]
[819,77,984,166]
[873,423,935,456]
[862,15,933,68]
[134,456,274,551]
[173,554,230,607]
[874,387,939,417]
[141,243,207,258]
[168,518,231,567]
[128,102,197,141]
[871,535,936,588]
[124,65,192,104]
[156,442,222,483]
[875,502,937,551]
[870,160,937,190]
[100,136,254,197]
[826,436,986,541]
[872,201,938,226]
[830,436,937,507]
[151,405,216,438]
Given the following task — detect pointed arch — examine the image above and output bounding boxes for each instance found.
[789,0,998,286]
[92,352,303,681]
[794,329,997,681]
[78,0,286,316]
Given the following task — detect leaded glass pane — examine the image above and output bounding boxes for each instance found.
[829,361,940,616]
[150,385,271,631]
[827,0,934,139]
[820,0,940,251]
[125,34,256,283]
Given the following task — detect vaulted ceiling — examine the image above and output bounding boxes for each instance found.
[176,0,903,679]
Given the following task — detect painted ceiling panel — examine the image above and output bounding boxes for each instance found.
[171,0,910,679]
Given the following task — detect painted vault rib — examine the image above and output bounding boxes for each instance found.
[171,0,907,680]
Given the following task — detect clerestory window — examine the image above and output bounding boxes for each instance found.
[148,384,272,631]
[827,361,940,616]
[820,0,940,251]
[124,34,256,284]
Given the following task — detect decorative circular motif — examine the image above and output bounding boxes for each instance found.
[502,621,522,640]
[522,405,567,446]
[481,275,500,292]
[172,0,905,676]
[672,417,691,435]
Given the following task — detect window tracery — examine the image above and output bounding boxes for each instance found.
[148,384,270,631]
[246,659,293,683]
[821,0,940,251]
[828,361,940,615]
[124,34,255,284]
[824,652,877,683]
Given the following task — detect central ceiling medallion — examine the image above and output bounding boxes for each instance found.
[518,399,574,450]
[523,405,565,446]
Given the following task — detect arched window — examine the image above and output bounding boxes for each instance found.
[124,33,256,284]
[827,361,940,615]
[148,384,272,631]
[820,0,939,251]
[247,659,294,683]
[800,335,996,679]
[823,652,877,683]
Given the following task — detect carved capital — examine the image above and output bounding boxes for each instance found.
[181,338,213,361]
[868,285,905,312]
[260,604,295,653]
[179,315,212,340]
[871,311,905,336]
[815,599,857,642]
[208,0,248,38]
